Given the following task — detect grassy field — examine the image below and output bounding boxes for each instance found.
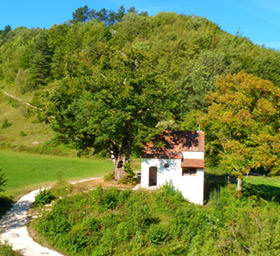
[0,150,113,195]
[0,89,54,150]
[244,175,280,188]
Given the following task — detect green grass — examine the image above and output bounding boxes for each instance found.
[245,175,280,188]
[33,185,280,256]
[0,243,22,256]
[0,89,56,153]
[206,167,280,188]
[0,150,113,194]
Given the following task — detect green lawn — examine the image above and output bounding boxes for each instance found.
[245,175,280,188]
[0,150,113,194]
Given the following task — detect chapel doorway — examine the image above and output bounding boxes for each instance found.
[149,166,157,186]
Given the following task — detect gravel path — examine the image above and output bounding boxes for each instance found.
[0,177,100,256]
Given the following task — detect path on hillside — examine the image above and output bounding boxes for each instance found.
[0,177,99,256]
[3,91,40,110]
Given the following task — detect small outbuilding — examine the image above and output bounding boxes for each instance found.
[140,130,205,205]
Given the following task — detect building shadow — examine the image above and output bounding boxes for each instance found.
[204,173,234,201]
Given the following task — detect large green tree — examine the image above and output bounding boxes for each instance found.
[201,72,280,190]
[43,47,177,180]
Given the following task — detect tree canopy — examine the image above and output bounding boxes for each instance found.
[200,72,280,189]
[71,5,148,25]
[44,47,178,179]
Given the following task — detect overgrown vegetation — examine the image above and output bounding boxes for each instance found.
[1,118,12,129]
[33,183,280,256]
[33,189,56,207]
[0,243,22,256]
[1,5,279,255]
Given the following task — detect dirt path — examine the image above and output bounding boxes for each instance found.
[2,91,40,110]
[0,177,100,256]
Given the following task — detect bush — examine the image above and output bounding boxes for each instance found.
[92,187,131,211]
[19,131,27,136]
[50,181,73,198]
[36,199,72,240]
[103,172,114,181]
[118,163,138,185]
[0,242,21,256]
[154,182,185,213]
[127,197,160,229]
[33,189,56,207]
[147,224,170,245]
[118,173,138,185]
[63,223,92,254]
[1,118,12,129]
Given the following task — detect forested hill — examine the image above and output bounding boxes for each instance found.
[1,12,280,97]
[0,11,279,173]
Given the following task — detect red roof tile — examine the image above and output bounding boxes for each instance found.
[142,130,204,159]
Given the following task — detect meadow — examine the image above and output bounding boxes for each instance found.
[0,150,113,195]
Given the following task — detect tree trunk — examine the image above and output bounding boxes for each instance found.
[111,130,132,181]
[114,154,126,181]
[237,177,243,192]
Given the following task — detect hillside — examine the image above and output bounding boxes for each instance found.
[0,88,53,151]
[32,184,280,256]
[0,11,280,161]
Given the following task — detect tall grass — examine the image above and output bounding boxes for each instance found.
[33,184,280,256]
[0,243,21,256]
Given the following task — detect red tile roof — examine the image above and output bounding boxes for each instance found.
[181,159,204,168]
[142,130,204,159]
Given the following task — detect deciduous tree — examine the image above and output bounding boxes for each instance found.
[43,47,177,180]
[201,72,280,191]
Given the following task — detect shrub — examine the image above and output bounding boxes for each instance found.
[0,242,21,256]
[36,200,72,239]
[118,173,138,185]
[51,181,73,198]
[64,223,92,254]
[154,182,185,213]
[1,118,12,129]
[33,189,56,207]
[127,199,160,229]
[118,163,138,185]
[19,131,27,136]
[147,224,170,245]
[92,187,131,211]
[103,172,114,181]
